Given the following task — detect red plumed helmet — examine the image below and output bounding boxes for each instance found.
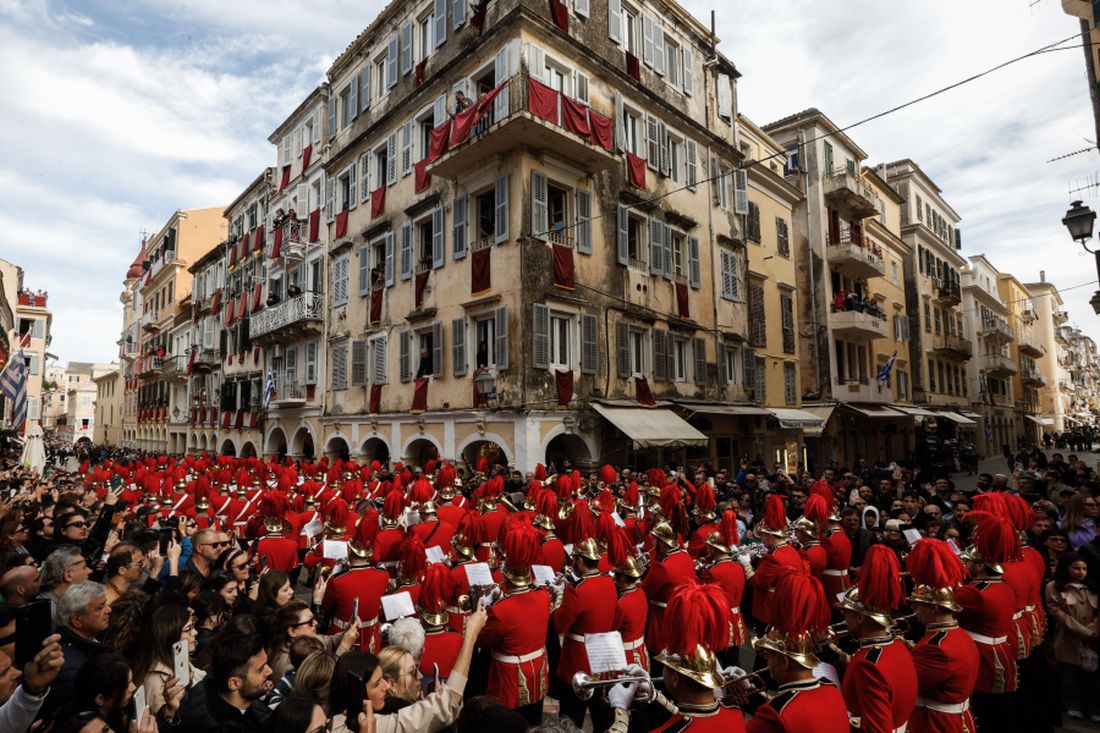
[399,535,427,582]
[456,509,486,546]
[659,484,683,517]
[595,511,618,544]
[436,463,456,489]
[695,482,716,515]
[564,500,596,544]
[534,463,547,481]
[535,490,558,519]
[966,511,1021,569]
[409,477,434,504]
[607,526,633,568]
[555,474,573,500]
[423,459,437,476]
[594,487,615,514]
[1003,493,1036,534]
[757,494,789,536]
[907,538,966,591]
[382,489,405,521]
[325,498,350,532]
[647,468,667,487]
[658,581,731,687]
[78,460,90,476]
[622,482,640,511]
[772,568,830,637]
[351,509,380,557]
[708,509,740,552]
[803,493,830,526]
[487,475,505,497]
[599,464,618,484]
[502,518,541,574]
[370,460,382,474]
[971,492,1008,516]
[857,544,904,614]
[418,564,454,622]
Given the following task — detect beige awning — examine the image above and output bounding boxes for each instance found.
[960,411,982,420]
[676,402,771,417]
[891,405,938,418]
[1025,415,1042,425]
[938,411,977,426]
[844,404,906,418]
[1040,417,1055,426]
[767,408,827,431]
[799,405,837,437]
[592,404,708,449]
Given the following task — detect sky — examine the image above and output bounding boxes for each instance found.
[1,0,1098,365]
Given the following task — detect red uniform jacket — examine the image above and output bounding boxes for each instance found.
[750,544,804,626]
[652,702,746,733]
[412,518,454,554]
[294,509,319,549]
[955,578,1017,693]
[420,627,463,679]
[700,558,748,647]
[1001,559,1035,659]
[909,622,979,733]
[436,501,467,529]
[539,534,567,573]
[1021,545,1047,642]
[800,542,827,582]
[820,528,852,601]
[257,535,300,572]
[375,527,407,571]
[552,572,617,681]
[478,587,551,709]
[481,508,509,544]
[613,585,649,670]
[642,549,697,655]
[747,678,848,733]
[688,522,719,558]
[320,564,390,652]
[842,638,918,733]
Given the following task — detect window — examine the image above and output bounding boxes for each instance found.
[748,282,766,347]
[623,5,640,55]
[665,37,680,87]
[724,347,740,385]
[475,317,495,368]
[418,15,432,62]
[549,312,571,369]
[623,109,641,156]
[897,369,909,400]
[547,183,568,241]
[891,260,898,283]
[746,201,761,243]
[823,142,834,174]
[339,86,352,128]
[720,249,740,301]
[305,341,318,384]
[417,329,437,377]
[629,330,645,377]
[670,231,685,277]
[375,147,388,188]
[331,342,348,391]
[665,131,683,183]
[673,339,687,381]
[374,56,387,97]
[924,301,931,333]
[776,218,789,258]
[927,359,937,392]
[331,255,349,306]
[933,307,941,336]
[784,362,796,405]
[627,214,645,266]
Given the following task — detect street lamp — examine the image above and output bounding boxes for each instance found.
[1062,200,1100,314]
[475,370,495,405]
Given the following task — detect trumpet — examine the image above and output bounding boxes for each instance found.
[720,669,769,697]
[891,613,918,634]
[572,672,661,701]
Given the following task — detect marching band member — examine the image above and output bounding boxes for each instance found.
[793,494,829,582]
[699,510,748,667]
[609,525,649,671]
[643,517,697,667]
[746,495,804,629]
[255,492,300,572]
[811,482,852,602]
[321,510,389,653]
[417,563,464,680]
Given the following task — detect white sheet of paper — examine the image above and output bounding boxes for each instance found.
[612,512,625,527]
[531,564,556,585]
[302,516,324,539]
[903,529,922,546]
[837,591,848,603]
[464,562,495,586]
[947,538,962,555]
[563,543,574,557]
[172,640,190,686]
[425,545,446,564]
[381,591,416,620]
[323,540,349,560]
[403,508,421,528]
[585,631,628,674]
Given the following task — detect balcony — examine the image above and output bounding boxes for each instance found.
[17,290,48,308]
[822,168,879,218]
[140,311,162,333]
[826,230,885,278]
[139,357,164,380]
[274,219,309,263]
[160,354,189,380]
[428,71,619,180]
[829,307,889,340]
[979,318,1014,343]
[192,348,220,372]
[990,392,1014,408]
[933,335,973,360]
[1017,331,1045,357]
[250,291,324,341]
[980,353,1017,377]
[1055,310,1069,325]
[933,280,962,306]
[834,379,891,403]
[271,380,307,407]
[1021,367,1047,387]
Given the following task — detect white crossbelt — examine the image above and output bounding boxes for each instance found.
[565,633,585,643]
[492,648,546,664]
[649,600,668,609]
[1012,611,1023,620]
[823,569,848,576]
[964,630,1008,645]
[915,697,970,714]
[331,615,379,631]
[848,717,907,732]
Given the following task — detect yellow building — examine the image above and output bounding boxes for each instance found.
[0,259,53,430]
[1023,274,1066,432]
[94,368,123,446]
[998,273,1047,444]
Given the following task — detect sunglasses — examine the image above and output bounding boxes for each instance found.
[64,521,88,529]
[293,616,318,628]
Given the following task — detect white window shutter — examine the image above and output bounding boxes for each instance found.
[347,161,357,209]
[387,36,399,89]
[384,231,395,286]
[433,94,446,125]
[661,222,672,280]
[531,170,548,241]
[349,80,358,120]
[400,223,412,280]
[575,71,590,105]
[575,0,589,17]
[400,330,412,382]
[453,196,468,260]
[733,169,749,215]
[432,321,443,378]
[688,236,701,289]
[682,46,693,96]
[659,122,670,176]
[401,120,413,176]
[432,206,445,269]
[360,153,371,202]
[648,218,664,276]
[325,178,335,222]
[581,313,598,374]
[608,0,622,43]
[616,204,629,265]
[686,140,697,190]
[717,73,732,119]
[312,108,322,143]
[642,14,654,67]
[452,318,466,376]
[296,183,309,215]
[373,336,388,384]
[434,0,447,48]
[386,133,397,185]
[528,44,545,85]
[400,23,412,75]
[575,189,592,254]
[645,114,660,169]
[495,305,509,369]
[494,173,509,244]
[493,46,510,119]
[453,0,466,29]
[361,65,371,112]
[532,303,550,370]
[327,97,337,140]
[653,23,665,76]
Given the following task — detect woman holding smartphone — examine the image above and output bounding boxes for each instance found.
[131,605,207,714]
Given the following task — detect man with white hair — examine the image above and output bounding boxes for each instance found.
[387,617,426,662]
[42,581,111,721]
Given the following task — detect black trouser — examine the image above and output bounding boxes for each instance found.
[971,690,1023,733]
[514,700,543,726]
[558,681,613,732]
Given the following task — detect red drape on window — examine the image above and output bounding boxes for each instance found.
[676,282,690,318]
[210,289,222,316]
[370,288,383,325]
[471,0,488,30]
[429,119,452,161]
[412,377,429,412]
[371,187,386,218]
[587,109,613,151]
[309,209,321,243]
[635,377,656,406]
[450,104,480,147]
[254,345,262,364]
[187,349,196,374]
[553,244,575,290]
[279,165,291,191]
[302,144,312,172]
[240,235,250,262]
[235,410,245,429]
[416,59,427,86]
[254,225,264,251]
[250,411,259,428]
[626,152,647,189]
[415,270,430,308]
[415,159,431,192]
[252,283,263,312]
[369,384,382,414]
[471,247,491,295]
[555,369,574,406]
[548,0,568,31]
[528,78,559,125]
[272,225,283,258]
[229,242,238,269]
[626,52,641,80]
[221,411,231,429]
[335,209,349,238]
[238,291,248,320]
[561,96,590,138]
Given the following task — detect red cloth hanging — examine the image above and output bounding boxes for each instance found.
[626,152,647,189]
[549,0,568,31]
[272,225,283,258]
[335,210,349,238]
[187,349,196,374]
[528,78,559,125]
[450,104,480,147]
[250,411,259,428]
[370,288,383,324]
[235,410,245,429]
[309,209,321,243]
[254,225,264,251]
[561,96,590,138]
[429,119,452,161]
[471,0,488,30]
[221,411,231,429]
[279,165,291,191]
[252,283,263,312]
[635,377,656,406]
[553,244,575,289]
[369,384,382,414]
[414,159,431,193]
[239,235,250,262]
[555,369,574,406]
[254,345,262,364]
[371,187,386,218]
[471,246,491,295]
[676,282,690,318]
[416,59,427,86]
[415,270,430,308]
[626,52,641,80]
[302,144,312,172]
[210,289,222,316]
[238,291,248,319]
[588,109,613,150]
[412,378,429,412]
[229,241,238,269]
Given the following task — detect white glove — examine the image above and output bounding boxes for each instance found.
[624,663,653,702]
[608,680,638,710]
[550,580,566,597]
[721,665,750,689]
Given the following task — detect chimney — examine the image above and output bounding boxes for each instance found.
[1040,270,1046,283]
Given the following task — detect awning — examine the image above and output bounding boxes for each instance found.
[592,404,707,449]
[938,411,976,426]
[1040,417,1055,426]
[767,408,826,431]
[891,405,938,418]
[677,402,771,417]
[960,411,982,420]
[844,404,906,418]
[799,405,837,437]
[1025,415,1042,425]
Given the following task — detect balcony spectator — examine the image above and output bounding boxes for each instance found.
[833,290,846,312]
[453,90,471,116]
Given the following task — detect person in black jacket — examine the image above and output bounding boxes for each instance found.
[174,630,272,732]
[42,581,112,722]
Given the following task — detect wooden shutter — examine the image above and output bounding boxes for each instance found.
[653,21,665,76]
[495,306,508,369]
[614,91,625,152]
[400,23,412,75]
[453,0,466,28]
[387,36,398,89]
[453,196,467,260]
[743,346,756,398]
[358,245,370,295]
[332,342,348,390]
[359,153,370,203]
[349,79,358,120]
[733,169,748,215]
[384,231,395,286]
[781,294,795,353]
[616,321,630,377]
[694,337,707,386]
[351,340,368,386]
[434,0,447,48]
[616,204,630,265]
[432,321,443,378]
[452,318,466,376]
[581,314,598,375]
[433,94,447,125]
[495,174,509,244]
[531,171,548,241]
[347,161,358,209]
[400,330,412,382]
[401,120,413,176]
[576,189,592,254]
[373,336,388,384]
[682,46,693,95]
[661,223,672,280]
[400,223,412,280]
[688,235,701,289]
[493,45,510,118]
[533,303,550,370]
[528,44,545,85]
[386,133,397,185]
[361,65,371,112]
[749,282,766,346]
[575,0,589,17]
[645,114,660,169]
[649,218,664,276]
[327,97,337,140]
[717,341,726,389]
[432,206,445,269]
[686,140,697,189]
[652,329,667,382]
[642,14,654,67]
[608,0,622,43]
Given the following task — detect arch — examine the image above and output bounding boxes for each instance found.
[290,425,316,460]
[543,431,594,469]
[360,436,391,465]
[75,436,92,448]
[456,433,514,470]
[220,437,237,457]
[324,433,351,461]
[240,441,257,458]
[401,435,442,468]
[264,425,289,458]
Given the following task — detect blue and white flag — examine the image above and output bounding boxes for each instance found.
[0,351,28,428]
[876,351,897,385]
[263,370,276,408]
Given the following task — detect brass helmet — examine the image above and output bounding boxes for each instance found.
[906,537,965,613]
[654,582,730,688]
[837,545,903,629]
[614,553,644,580]
[573,537,601,562]
[650,520,679,550]
[753,627,821,669]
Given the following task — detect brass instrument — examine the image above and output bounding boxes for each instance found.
[572,672,661,701]
[892,613,918,635]
[719,670,769,697]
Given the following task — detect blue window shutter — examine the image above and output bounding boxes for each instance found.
[452,317,466,376]
[617,204,629,265]
[495,174,509,244]
[532,304,549,370]
[361,65,371,111]
[358,244,370,295]
[327,97,337,140]
[432,206,445,269]
[400,223,412,281]
[434,0,447,48]
[531,171,548,241]
[453,0,466,28]
[387,37,398,89]
[688,235,701,289]
[661,222,672,280]
[453,196,468,260]
[576,189,592,254]
[349,82,358,121]
[495,306,509,369]
[384,231,395,286]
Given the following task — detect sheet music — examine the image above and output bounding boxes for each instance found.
[381,591,416,620]
[322,540,348,560]
[464,562,495,586]
[531,565,556,585]
[425,545,446,564]
[585,631,628,674]
[302,517,323,539]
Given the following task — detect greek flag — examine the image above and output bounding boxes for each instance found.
[0,351,28,428]
[876,350,897,386]
[263,370,276,408]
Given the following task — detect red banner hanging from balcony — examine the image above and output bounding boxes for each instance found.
[370,288,383,325]
[235,410,245,429]
[415,270,430,308]
[229,241,238,269]
[528,78,559,125]
[471,0,488,30]
[635,376,656,406]
[187,348,196,375]
[302,144,312,173]
[250,411,259,428]
[279,165,291,192]
[428,119,452,161]
[553,244,574,290]
[309,209,321,243]
[210,289,222,316]
[626,152,647,189]
[626,52,641,80]
[414,159,431,193]
[254,345,262,365]
[371,187,386,218]
[676,282,690,318]
[471,246,491,295]
[335,209,349,239]
[561,96,590,138]
[450,104,479,147]
[555,369,573,406]
[221,411,231,429]
[411,378,429,413]
[272,225,283,258]
[251,283,263,312]
[369,384,382,414]
[254,225,264,252]
[588,109,613,151]
[415,58,427,86]
[548,0,568,31]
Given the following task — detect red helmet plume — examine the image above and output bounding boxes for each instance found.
[398,535,427,582]
[773,568,830,637]
[418,564,454,617]
[803,493,830,526]
[907,538,966,590]
[502,518,541,571]
[859,544,904,613]
[663,581,731,660]
[599,464,618,485]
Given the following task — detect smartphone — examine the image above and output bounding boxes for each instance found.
[159,528,173,555]
[133,685,148,724]
[351,597,360,623]
[258,555,270,572]
[172,639,190,686]
[469,585,482,611]
[15,599,53,668]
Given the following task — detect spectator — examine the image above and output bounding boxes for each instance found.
[1045,552,1100,721]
